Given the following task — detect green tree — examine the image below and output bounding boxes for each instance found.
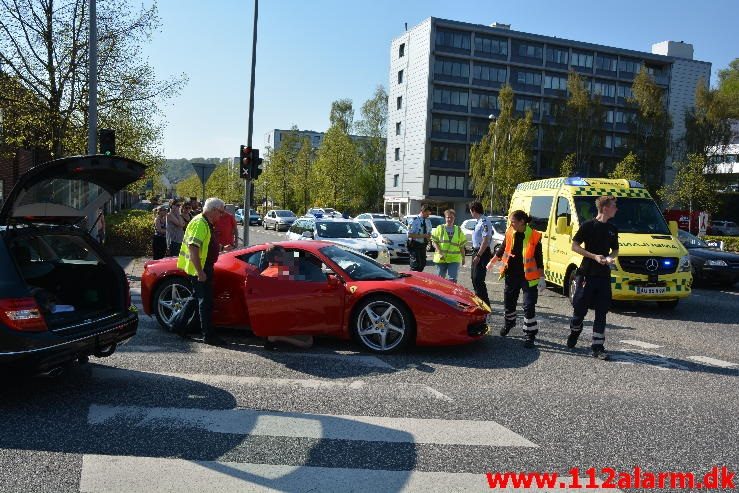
[329,99,354,134]
[355,85,388,212]
[609,151,642,182]
[660,153,716,231]
[683,79,733,161]
[312,124,361,211]
[469,85,534,213]
[264,127,302,210]
[628,69,672,194]
[0,0,185,169]
[291,138,315,214]
[559,153,576,177]
[717,58,739,117]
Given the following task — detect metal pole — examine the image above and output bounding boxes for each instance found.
[489,115,496,215]
[243,0,258,247]
[87,0,98,155]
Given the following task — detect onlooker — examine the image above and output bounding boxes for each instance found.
[176,197,227,345]
[566,195,619,360]
[167,201,186,257]
[469,201,493,310]
[488,210,545,348]
[407,204,432,272]
[152,206,168,260]
[214,206,238,251]
[181,203,193,224]
[430,209,466,283]
[92,207,106,245]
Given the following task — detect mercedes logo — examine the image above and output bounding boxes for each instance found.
[645,258,659,272]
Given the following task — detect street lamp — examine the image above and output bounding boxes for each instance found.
[488,114,497,215]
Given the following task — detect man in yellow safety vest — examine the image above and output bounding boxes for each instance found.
[430,209,466,283]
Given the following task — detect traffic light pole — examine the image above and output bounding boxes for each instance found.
[243,0,258,248]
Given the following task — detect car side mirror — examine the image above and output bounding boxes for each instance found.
[668,220,678,238]
[325,270,342,286]
[302,231,314,239]
[371,232,378,238]
[555,216,571,236]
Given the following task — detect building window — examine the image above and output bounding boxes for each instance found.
[546,46,569,65]
[429,173,464,191]
[470,91,499,111]
[596,55,617,72]
[431,116,468,136]
[431,144,467,163]
[395,122,401,135]
[472,63,507,83]
[393,174,399,187]
[614,135,626,148]
[605,110,614,123]
[619,59,640,74]
[398,70,404,84]
[394,148,400,161]
[435,29,471,51]
[571,51,593,69]
[399,43,405,58]
[434,58,470,79]
[433,87,469,107]
[604,135,613,149]
[515,97,540,116]
[593,81,616,98]
[617,85,634,99]
[517,43,543,59]
[396,96,402,110]
[516,70,542,86]
[544,74,568,91]
[474,35,507,56]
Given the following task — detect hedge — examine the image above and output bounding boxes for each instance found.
[703,235,739,252]
[105,209,154,257]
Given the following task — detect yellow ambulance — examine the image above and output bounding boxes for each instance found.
[509,177,692,309]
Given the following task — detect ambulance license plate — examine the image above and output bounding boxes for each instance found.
[636,287,666,295]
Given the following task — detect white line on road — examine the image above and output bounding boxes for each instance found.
[81,456,622,493]
[619,339,663,349]
[87,404,537,447]
[688,356,737,368]
[92,368,454,402]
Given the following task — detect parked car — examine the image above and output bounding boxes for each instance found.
[460,217,507,255]
[710,220,739,236]
[263,209,297,231]
[356,213,391,221]
[141,241,490,353]
[236,208,262,226]
[356,218,409,261]
[234,208,244,225]
[0,155,142,375]
[401,214,445,251]
[678,229,739,287]
[286,217,389,263]
[322,207,342,218]
[306,207,325,218]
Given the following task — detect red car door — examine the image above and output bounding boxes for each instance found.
[244,250,346,337]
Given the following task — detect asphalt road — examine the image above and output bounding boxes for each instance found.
[1,225,737,492]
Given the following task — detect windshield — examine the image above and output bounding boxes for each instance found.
[276,210,295,217]
[678,230,709,249]
[316,221,370,239]
[374,220,408,234]
[429,216,444,227]
[324,208,336,213]
[320,245,401,280]
[491,219,507,234]
[573,197,670,235]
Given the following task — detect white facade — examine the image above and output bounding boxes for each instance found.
[264,129,376,153]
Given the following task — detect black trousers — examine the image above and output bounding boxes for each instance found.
[471,249,492,306]
[152,235,167,260]
[504,275,539,337]
[570,274,611,348]
[408,242,427,272]
[169,241,182,258]
[191,264,215,339]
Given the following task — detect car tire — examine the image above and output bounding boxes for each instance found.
[657,300,679,310]
[263,222,268,229]
[153,277,197,331]
[352,295,414,354]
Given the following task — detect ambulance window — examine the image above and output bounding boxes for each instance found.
[529,195,554,232]
[556,196,571,225]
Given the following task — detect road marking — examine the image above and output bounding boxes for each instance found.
[88,404,537,447]
[610,350,688,371]
[688,356,737,368]
[619,339,663,349]
[92,368,454,402]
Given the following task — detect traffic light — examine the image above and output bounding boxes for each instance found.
[250,148,264,180]
[99,129,115,156]
[239,145,252,179]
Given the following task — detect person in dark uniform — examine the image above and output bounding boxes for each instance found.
[407,204,432,272]
[469,201,492,311]
[488,210,546,348]
[567,195,619,360]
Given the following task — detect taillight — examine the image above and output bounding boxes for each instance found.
[0,298,48,332]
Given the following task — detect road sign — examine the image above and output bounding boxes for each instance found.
[190,163,217,201]
[698,211,709,237]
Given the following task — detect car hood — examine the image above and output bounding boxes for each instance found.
[378,233,407,242]
[277,217,296,223]
[687,247,739,261]
[616,232,688,257]
[322,237,379,251]
[0,155,146,226]
[397,271,486,307]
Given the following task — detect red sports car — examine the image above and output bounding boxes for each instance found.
[140,241,490,353]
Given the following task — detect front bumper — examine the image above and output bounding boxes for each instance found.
[611,271,692,301]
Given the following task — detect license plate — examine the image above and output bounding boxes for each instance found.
[636,287,666,295]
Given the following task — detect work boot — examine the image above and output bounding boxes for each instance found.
[566,331,580,349]
[523,335,536,348]
[500,325,513,337]
[592,346,609,360]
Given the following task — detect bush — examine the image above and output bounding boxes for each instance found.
[106,209,154,257]
[703,235,739,252]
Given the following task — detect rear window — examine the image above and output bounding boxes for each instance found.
[13,178,106,219]
[374,220,407,234]
[11,234,101,264]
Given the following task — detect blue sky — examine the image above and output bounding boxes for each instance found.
[142,0,738,159]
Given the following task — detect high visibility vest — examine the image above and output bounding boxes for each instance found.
[177,214,211,276]
[431,224,465,264]
[499,225,542,286]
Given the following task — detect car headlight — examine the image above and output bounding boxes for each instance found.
[678,255,691,272]
[410,287,469,310]
[705,259,728,267]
